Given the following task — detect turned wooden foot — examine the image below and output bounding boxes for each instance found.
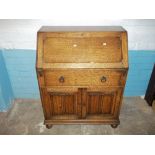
[111,124,118,128]
[46,124,53,129]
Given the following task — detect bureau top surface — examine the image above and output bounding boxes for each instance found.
[38,26,126,32]
[37,26,128,69]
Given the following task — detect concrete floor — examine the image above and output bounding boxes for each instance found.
[0,97,155,135]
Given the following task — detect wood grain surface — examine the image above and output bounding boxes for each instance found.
[36,26,128,128]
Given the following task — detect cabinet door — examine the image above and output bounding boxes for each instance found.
[81,87,123,119]
[41,87,81,120]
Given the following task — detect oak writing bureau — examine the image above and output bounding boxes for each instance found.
[36,26,128,129]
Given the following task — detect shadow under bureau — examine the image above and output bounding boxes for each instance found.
[36,26,128,129]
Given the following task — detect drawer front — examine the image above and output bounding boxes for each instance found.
[43,37,122,63]
[44,69,126,87]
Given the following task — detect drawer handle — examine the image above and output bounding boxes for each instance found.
[100,76,107,83]
[59,76,65,83]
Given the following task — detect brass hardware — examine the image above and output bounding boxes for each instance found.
[59,76,65,83]
[100,76,107,83]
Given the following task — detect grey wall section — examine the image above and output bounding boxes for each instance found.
[0,50,14,111]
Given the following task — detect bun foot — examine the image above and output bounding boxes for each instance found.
[111,124,118,128]
[46,124,53,129]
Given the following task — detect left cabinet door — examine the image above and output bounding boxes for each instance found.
[40,87,82,120]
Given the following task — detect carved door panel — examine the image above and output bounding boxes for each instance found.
[41,87,123,121]
[81,87,123,119]
[41,88,81,120]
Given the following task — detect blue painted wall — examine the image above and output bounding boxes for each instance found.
[0,49,155,111]
[124,50,155,96]
[0,50,14,111]
[2,49,39,99]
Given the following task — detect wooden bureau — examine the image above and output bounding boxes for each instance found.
[36,26,128,129]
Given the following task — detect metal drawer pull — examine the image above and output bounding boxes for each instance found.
[100,76,107,83]
[59,76,65,83]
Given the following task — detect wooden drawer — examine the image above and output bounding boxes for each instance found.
[43,37,122,63]
[44,69,126,87]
